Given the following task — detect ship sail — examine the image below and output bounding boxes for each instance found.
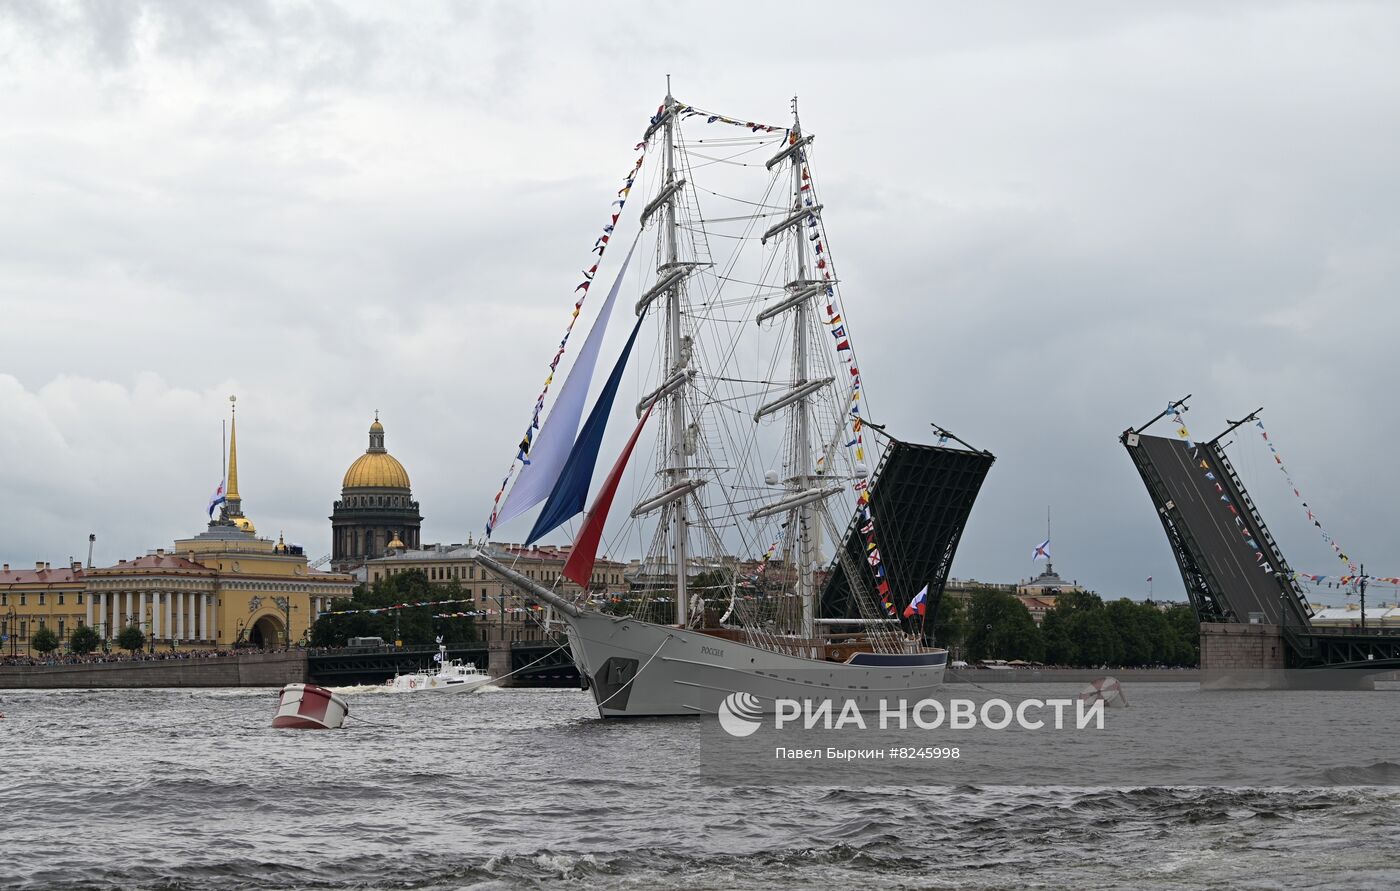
[526,311,647,544]
[495,241,637,528]
[563,404,655,587]
[477,85,994,718]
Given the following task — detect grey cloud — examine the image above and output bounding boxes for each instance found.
[1,1,1397,605]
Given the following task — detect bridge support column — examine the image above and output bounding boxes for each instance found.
[1201,621,1285,672]
[1201,621,1289,689]
[488,641,514,688]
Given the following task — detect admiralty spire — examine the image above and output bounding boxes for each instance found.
[224,395,255,535]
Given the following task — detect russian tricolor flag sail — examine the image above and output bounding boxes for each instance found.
[563,404,655,588]
[526,309,647,545]
[495,241,637,530]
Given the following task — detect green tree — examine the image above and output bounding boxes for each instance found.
[69,624,101,656]
[965,589,1043,662]
[1106,599,1154,667]
[930,592,967,653]
[30,625,59,655]
[310,571,478,647]
[1053,589,1105,614]
[1039,609,1076,665]
[1165,604,1200,666]
[116,625,146,654]
[1135,602,1176,665]
[1068,609,1123,666]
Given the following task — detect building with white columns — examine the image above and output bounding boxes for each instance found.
[1,400,356,654]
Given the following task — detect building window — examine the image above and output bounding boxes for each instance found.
[58,619,66,638]
[58,593,65,605]
[38,593,45,605]
[19,594,26,606]
[77,593,83,604]
[1,594,6,606]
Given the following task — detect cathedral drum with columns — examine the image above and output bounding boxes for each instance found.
[330,416,421,572]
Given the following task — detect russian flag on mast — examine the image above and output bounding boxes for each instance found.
[208,480,226,518]
[903,584,929,618]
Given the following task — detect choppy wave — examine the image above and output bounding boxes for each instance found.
[1,688,1398,890]
[1319,760,1400,785]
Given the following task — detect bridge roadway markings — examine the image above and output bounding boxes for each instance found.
[1146,435,1285,624]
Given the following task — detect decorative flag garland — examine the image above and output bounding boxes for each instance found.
[748,528,787,584]
[484,140,649,537]
[321,601,559,619]
[1168,404,1274,574]
[485,101,784,539]
[318,598,476,617]
[1296,573,1398,589]
[433,607,544,618]
[777,132,895,618]
[674,101,786,135]
[1253,420,1358,575]
[754,130,896,617]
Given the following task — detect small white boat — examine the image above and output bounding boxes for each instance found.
[385,640,494,694]
[272,683,349,729]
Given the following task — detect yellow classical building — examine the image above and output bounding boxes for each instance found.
[1,403,356,654]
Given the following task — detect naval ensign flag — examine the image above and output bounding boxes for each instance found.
[208,480,226,518]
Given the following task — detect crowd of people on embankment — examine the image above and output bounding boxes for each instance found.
[0,648,294,668]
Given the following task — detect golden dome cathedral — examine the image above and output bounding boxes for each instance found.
[330,413,422,571]
[342,416,412,489]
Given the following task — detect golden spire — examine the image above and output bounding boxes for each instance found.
[227,395,240,502]
[224,395,255,534]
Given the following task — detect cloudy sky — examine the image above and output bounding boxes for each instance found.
[1,1,1396,603]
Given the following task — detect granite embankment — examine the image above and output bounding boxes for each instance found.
[947,667,1200,684]
[0,651,306,688]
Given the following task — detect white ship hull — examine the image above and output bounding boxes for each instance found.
[385,674,493,694]
[561,608,946,718]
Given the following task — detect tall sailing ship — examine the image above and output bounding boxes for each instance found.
[477,87,994,718]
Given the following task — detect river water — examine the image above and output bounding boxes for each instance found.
[0,683,1397,890]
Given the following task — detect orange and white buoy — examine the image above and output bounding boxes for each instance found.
[272,683,349,729]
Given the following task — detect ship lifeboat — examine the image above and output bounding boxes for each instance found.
[272,683,349,729]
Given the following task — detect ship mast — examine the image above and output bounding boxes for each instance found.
[748,98,841,646]
[788,100,817,643]
[662,82,690,626]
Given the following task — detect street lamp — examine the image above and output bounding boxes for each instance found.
[272,597,298,648]
[3,607,16,657]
